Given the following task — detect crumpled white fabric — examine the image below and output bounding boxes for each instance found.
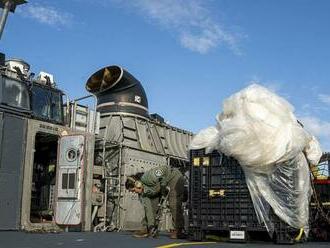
[189,126,219,154]
[304,136,323,165]
[190,84,323,235]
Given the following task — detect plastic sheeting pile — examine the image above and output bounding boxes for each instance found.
[190,84,322,235]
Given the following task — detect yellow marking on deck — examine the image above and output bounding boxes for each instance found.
[156,241,216,248]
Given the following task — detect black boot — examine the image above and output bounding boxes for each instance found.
[133,228,149,238]
[169,229,185,239]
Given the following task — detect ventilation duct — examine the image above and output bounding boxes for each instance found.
[86,65,149,118]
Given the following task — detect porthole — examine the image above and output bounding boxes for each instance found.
[66,148,77,162]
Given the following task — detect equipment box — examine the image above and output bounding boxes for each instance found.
[310,153,330,242]
[188,149,300,244]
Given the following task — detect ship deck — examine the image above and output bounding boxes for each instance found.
[0,231,329,248]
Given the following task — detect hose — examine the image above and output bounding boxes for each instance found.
[295,228,304,241]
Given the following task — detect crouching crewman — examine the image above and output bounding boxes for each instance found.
[125,165,185,239]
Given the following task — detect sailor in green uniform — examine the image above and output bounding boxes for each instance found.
[125,165,185,239]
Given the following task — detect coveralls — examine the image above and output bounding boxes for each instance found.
[139,165,184,231]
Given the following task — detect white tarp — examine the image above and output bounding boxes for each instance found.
[190,84,322,235]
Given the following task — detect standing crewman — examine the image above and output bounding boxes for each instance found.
[125,165,185,239]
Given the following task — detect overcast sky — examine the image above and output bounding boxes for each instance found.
[2,0,330,150]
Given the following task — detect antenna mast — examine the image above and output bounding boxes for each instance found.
[0,0,27,39]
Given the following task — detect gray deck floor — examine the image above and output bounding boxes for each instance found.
[0,231,329,248]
